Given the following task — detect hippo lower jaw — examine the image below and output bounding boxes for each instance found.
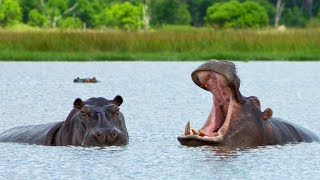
[178,134,224,146]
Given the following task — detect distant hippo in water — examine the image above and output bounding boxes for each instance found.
[0,96,128,147]
[178,60,319,147]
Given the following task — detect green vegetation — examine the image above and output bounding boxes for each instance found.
[0,0,320,61]
[205,1,268,28]
[99,2,144,30]
[0,28,320,61]
[0,0,318,29]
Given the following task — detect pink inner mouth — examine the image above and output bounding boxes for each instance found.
[196,71,232,137]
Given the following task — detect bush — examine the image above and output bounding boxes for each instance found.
[0,0,22,26]
[98,2,144,31]
[247,0,275,26]
[150,0,191,26]
[28,9,49,27]
[58,17,83,29]
[205,0,268,28]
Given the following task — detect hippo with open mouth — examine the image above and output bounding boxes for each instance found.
[0,96,128,147]
[178,60,319,147]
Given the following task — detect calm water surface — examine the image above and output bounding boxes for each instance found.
[0,61,319,179]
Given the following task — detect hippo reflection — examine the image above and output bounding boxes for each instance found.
[178,60,319,147]
[0,96,129,147]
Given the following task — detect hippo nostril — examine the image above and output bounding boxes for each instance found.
[95,130,103,138]
[111,130,118,138]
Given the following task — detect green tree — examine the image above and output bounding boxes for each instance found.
[0,0,23,26]
[18,0,40,23]
[75,0,105,28]
[281,6,308,27]
[58,16,82,28]
[247,0,275,25]
[150,0,191,26]
[205,0,268,28]
[99,2,144,30]
[240,1,269,27]
[174,3,191,25]
[28,9,49,27]
[40,0,78,28]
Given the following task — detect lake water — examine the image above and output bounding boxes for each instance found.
[0,61,319,179]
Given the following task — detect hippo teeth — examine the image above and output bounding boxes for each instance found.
[198,129,206,137]
[184,121,191,136]
[185,126,207,137]
[192,128,198,135]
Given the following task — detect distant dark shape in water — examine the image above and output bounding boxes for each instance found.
[0,96,129,147]
[178,60,319,147]
[74,77,98,83]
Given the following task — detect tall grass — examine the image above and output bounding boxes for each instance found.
[0,28,320,61]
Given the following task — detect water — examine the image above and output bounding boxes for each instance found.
[0,61,319,179]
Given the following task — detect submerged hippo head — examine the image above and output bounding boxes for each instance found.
[57,95,128,147]
[178,60,273,147]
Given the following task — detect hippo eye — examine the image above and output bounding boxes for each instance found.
[80,111,90,119]
[114,110,120,117]
[253,98,260,108]
[256,99,260,106]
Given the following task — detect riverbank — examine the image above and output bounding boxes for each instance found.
[0,28,319,61]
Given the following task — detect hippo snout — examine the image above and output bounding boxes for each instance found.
[92,128,120,145]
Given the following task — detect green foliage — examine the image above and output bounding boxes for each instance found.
[246,0,274,25]
[306,18,320,28]
[307,11,320,28]
[18,0,40,23]
[74,0,105,28]
[281,6,308,27]
[240,1,269,27]
[186,0,218,26]
[0,0,23,26]
[99,2,144,30]
[5,0,320,29]
[58,17,82,29]
[205,0,268,28]
[174,4,191,25]
[28,9,49,27]
[150,0,191,26]
[46,0,68,17]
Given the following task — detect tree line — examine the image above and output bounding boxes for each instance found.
[1,0,320,30]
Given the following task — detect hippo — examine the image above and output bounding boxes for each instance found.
[177,60,319,147]
[0,96,128,147]
[74,77,98,83]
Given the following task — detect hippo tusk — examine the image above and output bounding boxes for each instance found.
[184,121,191,136]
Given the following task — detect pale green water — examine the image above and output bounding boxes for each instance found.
[0,61,319,179]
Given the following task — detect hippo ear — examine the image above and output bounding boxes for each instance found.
[74,98,84,109]
[262,108,273,121]
[113,95,123,106]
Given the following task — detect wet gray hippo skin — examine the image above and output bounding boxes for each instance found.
[0,96,129,147]
[178,60,319,147]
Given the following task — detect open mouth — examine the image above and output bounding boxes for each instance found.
[198,71,231,137]
[178,71,233,146]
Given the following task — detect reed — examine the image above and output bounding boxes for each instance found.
[0,28,319,61]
